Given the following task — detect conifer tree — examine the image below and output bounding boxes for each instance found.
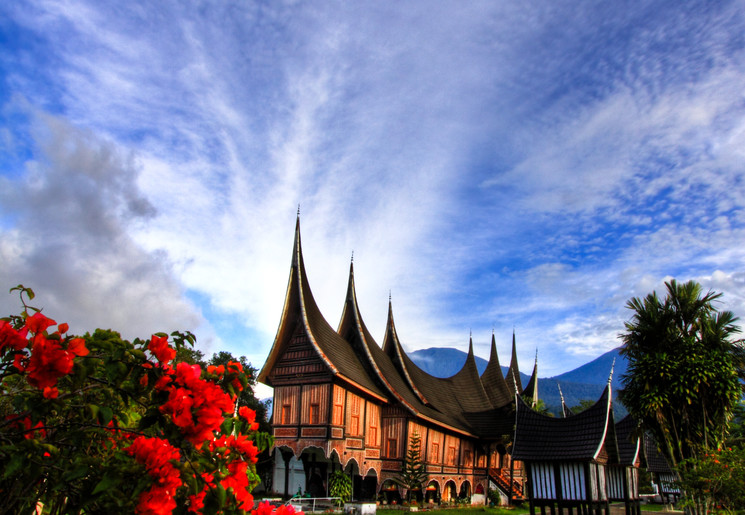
[395,431,428,502]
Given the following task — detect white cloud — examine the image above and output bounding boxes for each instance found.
[0,109,210,346]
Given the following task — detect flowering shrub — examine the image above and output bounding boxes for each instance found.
[0,285,296,515]
[677,447,745,514]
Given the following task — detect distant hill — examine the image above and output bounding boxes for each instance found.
[409,346,628,417]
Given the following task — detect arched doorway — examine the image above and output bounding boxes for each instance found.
[459,480,471,502]
[380,479,401,505]
[300,447,328,498]
[442,480,457,504]
[359,468,377,501]
[424,480,439,504]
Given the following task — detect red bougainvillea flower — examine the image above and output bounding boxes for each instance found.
[0,320,28,354]
[25,312,57,334]
[125,436,182,515]
[187,473,215,513]
[253,500,302,515]
[6,416,47,440]
[148,335,176,364]
[222,460,254,509]
[238,406,260,430]
[67,337,89,357]
[159,363,234,444]
[206,364,225,376]
[42,386,59,399]
[227,360,243,374]
[25,335,75,389]
[24,333,88,390]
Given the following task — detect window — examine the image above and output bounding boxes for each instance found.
[332,387,345,425]
[464,450,473,467]
[447,446,456,466]
[281,404,292,425]
[431,442,440,463]
[309,403,319,424]
[348,394,362,436]
[386,438,397,458]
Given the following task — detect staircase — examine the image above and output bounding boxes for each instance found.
[489,468,525,500]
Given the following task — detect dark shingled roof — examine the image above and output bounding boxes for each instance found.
[512,384,613,462]
[258,217,386,398]
[480,334,514,408]
[615,414,640,466]
[505,333,523,397]
[644,435,674,474]
[522,354,539,402]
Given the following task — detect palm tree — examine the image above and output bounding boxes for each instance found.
[619,280,743,470]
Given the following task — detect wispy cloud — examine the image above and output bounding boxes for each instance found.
[1,0,744,376]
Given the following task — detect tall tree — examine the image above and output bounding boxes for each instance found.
[395,431,428,502]
[619,279,744,471]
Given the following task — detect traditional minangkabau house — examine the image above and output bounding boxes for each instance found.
[257,217,538,504]
[643,436,680,504]
[511,379,641,515]
[609,415,642,515]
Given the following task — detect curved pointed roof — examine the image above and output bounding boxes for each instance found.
[257,217,386,399]
[382,299,430,405]
[512,384,615,462]
[615,414,640,466]
[337,262,419,413]
[481,333,513,408]
[448,337,493,412]
[505,332,523,397]
[522,350,539,405]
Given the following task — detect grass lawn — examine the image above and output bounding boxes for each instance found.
[377,507,530,515]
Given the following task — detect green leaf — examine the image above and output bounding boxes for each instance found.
[92,474,121,495]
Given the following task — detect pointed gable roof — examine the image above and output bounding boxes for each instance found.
[382,298,430,405]
[505,331,523,397]
[615,414,641,466]
[258,217,386,400]
[522,350,539,405]
[448,337,494,412]
[337,262,420,413]
[512,383,615,462]
[481,333,514,408]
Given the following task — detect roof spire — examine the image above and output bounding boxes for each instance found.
[297,204,300,217]
[351,250,354,264]
[608,357,616,385]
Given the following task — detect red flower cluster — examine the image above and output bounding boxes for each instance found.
[2,295,289,515]
[239,406,260,431]
[0,320,28,354]
[148,335,176,363]
[253,501,302,515]
[157,362,235,444]
[9,312,88,398]
[222,460,254,509]
[125,436,182,515]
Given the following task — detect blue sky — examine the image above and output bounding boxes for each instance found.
[2,1,744,398]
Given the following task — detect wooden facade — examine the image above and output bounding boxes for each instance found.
[258,217,535,503]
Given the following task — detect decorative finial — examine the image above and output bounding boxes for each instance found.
[608,357,616,384]
[557,383,567,418]
[535,348,538,365]
[297,204,300,217]
[389,290,392,302]
[351,250,354,263]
